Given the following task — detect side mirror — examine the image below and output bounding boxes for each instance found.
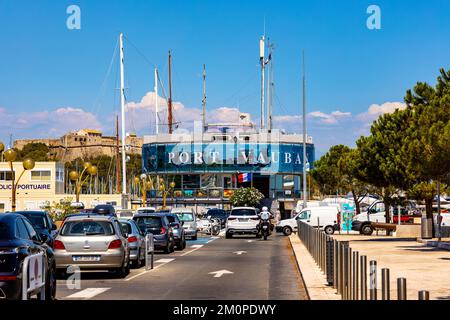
[51,223,57,231]
[37,233,47,243]
[181,221,185,226]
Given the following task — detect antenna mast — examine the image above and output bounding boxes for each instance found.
[260,36,265,130]
[302,51,308,208]
[119,33,127,204]
[202,64,207,132]
[266,40,274,132]
[154,67,159,135]
[115,115,121,193]
[168,51,173,134]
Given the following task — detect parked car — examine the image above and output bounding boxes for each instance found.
[159,213,186,250]
[225,207,260,238]
[205,208,229,228]
[170,208,198,240]
[277,206,340,235]
[15,211,58,247]
[135,207,156,215]
[133,213,175,253]
[0,213,57,300]
[119,219,146,268]
[54,214,130,277]
[92,204,117,216]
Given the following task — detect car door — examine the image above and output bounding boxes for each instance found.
[16,218,41,256]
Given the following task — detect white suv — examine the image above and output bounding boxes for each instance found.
[225,207,260,238]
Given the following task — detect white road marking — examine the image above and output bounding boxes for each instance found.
[65,287,110,299]
[180,244,204,256]
[233,251,247,255]
[209,270,234,278]
[155,258,175,263]
[247,240,255,243]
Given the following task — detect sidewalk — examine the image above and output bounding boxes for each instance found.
[331,235,450,300]
[289,234,341,300]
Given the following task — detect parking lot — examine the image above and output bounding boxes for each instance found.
[55,233,308,300]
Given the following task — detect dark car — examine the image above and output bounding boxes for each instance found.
[92,204,116,216]
[132,213,175,254]
[160,213,186,250]
[15,211,57,247]
[206,208,229,228]
[0,214,57,300]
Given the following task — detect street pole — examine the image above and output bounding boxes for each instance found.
[302,51,307,209]
[119,33,127,208]
[260,35,265,130]
[155,67,159,135]
[437,181,441,241]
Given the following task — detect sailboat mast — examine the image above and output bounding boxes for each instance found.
[168,51,173,134]
[119,33,127,200]
[115,115,121,194]
[260,36,265,130]
[302,51,308,208]
[154,67,159,135]
[202,64,207,132]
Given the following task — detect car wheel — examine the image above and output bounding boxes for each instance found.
[192,233,198,240]
[283,226,292,236]
[225,232,232,239]
[361,224,374,236]
[324,226,335,235]
[164,241,171,254]
[170,239,175,253]
[131,249,141,268]
[116,258,130,278]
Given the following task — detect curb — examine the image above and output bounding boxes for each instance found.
[287,233,311,300]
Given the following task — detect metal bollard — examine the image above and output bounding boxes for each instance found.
[333,240,338,290]
[343,246,349,299]
[397,278,407,300]
[347,247,352,299]
[369,260,377,300]
[381,268,390,300]
[360,255,367,300]
[352,251,359,300]
[418,290,429,300]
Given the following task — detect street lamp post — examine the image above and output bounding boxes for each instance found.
[134,174,155,207]
[0,144,35,212]
[159,178,176,210]
[69,162,98,203]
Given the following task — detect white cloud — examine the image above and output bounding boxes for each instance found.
[356,102,406,122]
[308,110,352,124]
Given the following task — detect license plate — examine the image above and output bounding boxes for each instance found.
[263,225,268,229]
[239,219,248,222]
[72,255,101,262]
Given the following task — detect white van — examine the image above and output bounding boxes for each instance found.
[276,206,340,235]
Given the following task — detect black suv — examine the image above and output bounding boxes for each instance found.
[206,208,229,228]
[133,213,175,254]
[92,204,117,216]
[0,213,57,300]
[15,211,57,247]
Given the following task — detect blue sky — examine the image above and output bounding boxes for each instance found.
[1,0,450,156]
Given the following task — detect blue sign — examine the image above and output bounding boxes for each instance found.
[142,143,315,174]
[341,203,355,232]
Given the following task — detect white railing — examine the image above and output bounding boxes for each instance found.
[22,252,46,300]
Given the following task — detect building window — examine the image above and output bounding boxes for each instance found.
[30,170,51,181]
[0,171,14,181]
[0,203,5,213]
[56,168,64,182]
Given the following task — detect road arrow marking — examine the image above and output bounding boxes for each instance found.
[233,251,247,255]
[247,240,254,243]
[209,270,234,278]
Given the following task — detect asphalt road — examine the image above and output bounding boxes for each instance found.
[56,233,308,300]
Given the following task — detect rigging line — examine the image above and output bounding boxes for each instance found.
[92,37,120,118]
[220,69,260,107]
[123,35,155,68]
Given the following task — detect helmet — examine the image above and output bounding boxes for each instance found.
[262,206,269,212]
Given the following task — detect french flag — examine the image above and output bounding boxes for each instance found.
[238,173,252,183]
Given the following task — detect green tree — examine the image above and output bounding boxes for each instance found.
[17,142,49,161]
[230,187,264,207]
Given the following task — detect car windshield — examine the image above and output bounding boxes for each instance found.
[20,213,48,229]
[137,209,155,214]
[231,209,256,216]
[120,222,132,234]
[60,220,115,236]
[134,217,162,230]
[0,223,11,240]
[176,213,194,222]
[207,210,226,217]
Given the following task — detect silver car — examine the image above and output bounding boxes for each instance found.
[170,207,198,240]
[54,214,130,277]
[119,219,145,268]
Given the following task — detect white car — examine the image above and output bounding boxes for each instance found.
[225,207,260,238]
[277,206,340,235]
[170,207,198,240]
